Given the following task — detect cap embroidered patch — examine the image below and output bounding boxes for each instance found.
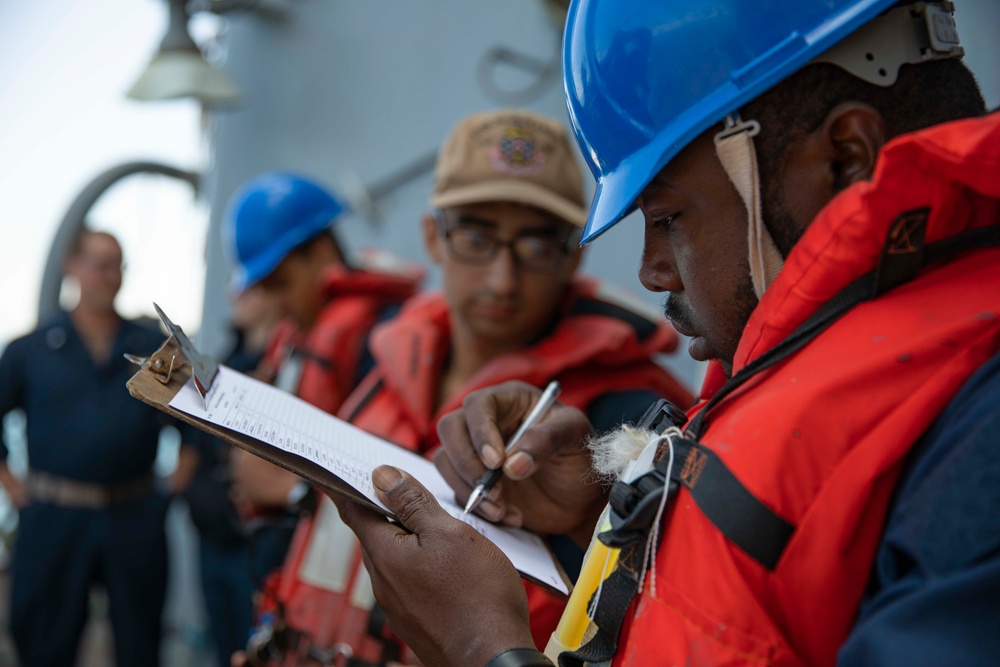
[490,125,546,176]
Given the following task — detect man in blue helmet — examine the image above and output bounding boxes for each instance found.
[318,2,1000,666]
[223,172,422,515]
[206,172,422,659]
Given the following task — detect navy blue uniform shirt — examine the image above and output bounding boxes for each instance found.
[838,349,1000,665]
[0,312,166,484]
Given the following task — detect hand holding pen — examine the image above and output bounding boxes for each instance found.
[463,380,562,514]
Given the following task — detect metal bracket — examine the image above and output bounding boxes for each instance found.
[812,1,964,87]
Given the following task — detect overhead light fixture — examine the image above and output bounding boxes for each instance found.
[127,0,240,106]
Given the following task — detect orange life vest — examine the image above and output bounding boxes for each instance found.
[277,278,694,662]
[604,114,1000,666]
[260,264,421,414]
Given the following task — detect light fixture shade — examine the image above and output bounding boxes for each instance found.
[127,50,241,105]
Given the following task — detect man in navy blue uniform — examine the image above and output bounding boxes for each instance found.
[0,230,170,667]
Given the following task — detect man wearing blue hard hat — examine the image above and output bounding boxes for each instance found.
[326,2,1000,667]
[220,171,422,578]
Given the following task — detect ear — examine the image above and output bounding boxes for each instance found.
[310,236,341,268]
[324,235,347,267]
[771,102,887,249]
[421,213,444,265]
[62,254,78,278]
[818,102,886,192]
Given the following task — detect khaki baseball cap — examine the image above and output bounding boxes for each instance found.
[431,109,588,227]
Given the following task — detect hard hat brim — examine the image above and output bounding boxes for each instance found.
[230,216,335,292]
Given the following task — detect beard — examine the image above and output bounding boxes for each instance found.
[661,294,696,335]
[661,277,758,375]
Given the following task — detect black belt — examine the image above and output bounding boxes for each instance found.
[26,470,155,509]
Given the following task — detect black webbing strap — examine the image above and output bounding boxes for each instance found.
[559,544,646,667]
[343,377,385,423]
[568,296,659,343]
[291,345,335,371]
[597,436,794,568]
[561,217,1000,666]
[364,603,402,665]
[669,437,794,570]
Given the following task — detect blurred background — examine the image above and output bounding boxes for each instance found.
[0,0,997,664]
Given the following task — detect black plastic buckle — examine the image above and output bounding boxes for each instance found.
[600,471,679,548]
[636,398,687,434]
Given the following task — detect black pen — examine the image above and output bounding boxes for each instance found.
[463,380,562,515]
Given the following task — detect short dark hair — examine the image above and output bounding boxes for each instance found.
[744,58,986,254]
[69,229,121,258]
[290,229,350,268]
[749,58,985,154]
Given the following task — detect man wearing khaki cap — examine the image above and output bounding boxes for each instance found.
[235,109,692,666]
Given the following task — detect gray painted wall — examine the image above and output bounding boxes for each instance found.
[200,0,702,386]
[201,0,1000,391]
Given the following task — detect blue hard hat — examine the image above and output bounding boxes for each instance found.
[564,0,898,244]
[225,171,346,291]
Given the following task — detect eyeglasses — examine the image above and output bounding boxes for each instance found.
[76,255,125,275]
[435,213,579,273]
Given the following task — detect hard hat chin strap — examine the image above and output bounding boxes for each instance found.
[714,113,783,300]
[709,1,963,301]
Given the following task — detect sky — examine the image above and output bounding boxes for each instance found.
[0,0,210,346]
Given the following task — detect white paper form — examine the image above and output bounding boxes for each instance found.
[169,366,568,595]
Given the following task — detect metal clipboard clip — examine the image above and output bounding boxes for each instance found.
[124,303,219,406]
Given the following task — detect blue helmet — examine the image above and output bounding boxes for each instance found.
[564,0,904,244]
[225,171,346,291]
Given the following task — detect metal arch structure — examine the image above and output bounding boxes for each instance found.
[37,161,200,325]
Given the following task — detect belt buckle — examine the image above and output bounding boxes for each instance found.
[62,482,109,509]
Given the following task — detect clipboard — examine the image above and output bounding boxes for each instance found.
[126,352,379,514]
[125,312,572,597]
